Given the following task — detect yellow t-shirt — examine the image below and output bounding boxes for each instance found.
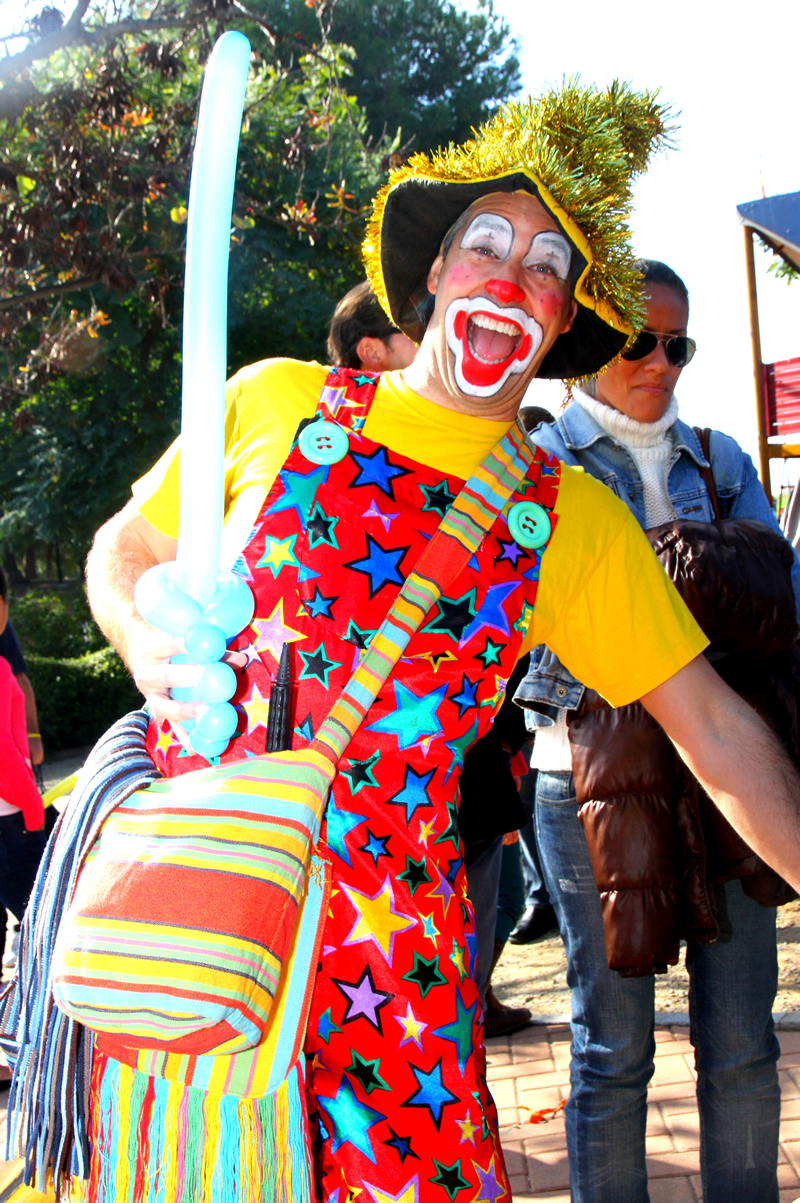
[132,358,708,706]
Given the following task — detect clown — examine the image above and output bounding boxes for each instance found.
[9,81,800,1203]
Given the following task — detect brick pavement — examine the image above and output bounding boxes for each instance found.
[3,1028,800,1198]
[489,1023,800,1202]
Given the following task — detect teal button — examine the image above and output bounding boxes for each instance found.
[298,420,349,465]
[507,500,551,549]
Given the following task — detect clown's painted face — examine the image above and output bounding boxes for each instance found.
[426,193,577,403]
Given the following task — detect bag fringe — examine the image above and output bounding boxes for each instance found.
[69,1052,311,1203]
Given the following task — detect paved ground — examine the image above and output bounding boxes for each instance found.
[490,1022,800,1201]
[2,1028,800,1200]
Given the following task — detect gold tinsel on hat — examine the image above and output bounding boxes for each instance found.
[363,77,676,341]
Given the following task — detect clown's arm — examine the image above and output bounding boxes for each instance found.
[641,653,800,892]
[86,500,205,724]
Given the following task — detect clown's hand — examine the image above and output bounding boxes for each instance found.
[128,620,246,727]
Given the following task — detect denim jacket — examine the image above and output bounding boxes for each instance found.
[515,398,800,728]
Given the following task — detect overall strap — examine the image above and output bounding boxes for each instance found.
[316,366,381,435]
[310,420,537,765]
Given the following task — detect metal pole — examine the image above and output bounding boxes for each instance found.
[743,225,772,502]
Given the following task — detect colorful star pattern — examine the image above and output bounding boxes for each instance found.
[382,1128,420,1165]
[350,445,410,498]
[429,1159,470,1200]
[393,1001,428,1051]
[342,875,417,964]
[146,367,555,1203]
[345,535,408,599]
[386,764,435,822]
[362,499,400,532]
[250,596,305,664]
[326,795,368,867]
[333,964,394,1033]
[358,828,392,866]
[240,682,271,735]
[450,674,479,718]
[459,581,520,646]
[342,751,381,794]
[476,636,504,668]
[362,1177,420,1203]
[154,723,181,759]
[471,1158,506,1203]
[402,1058,459,1129]
[433,988,478,1075]
[419,479,456,517]
[367,681,446,750]
[298,640,341,688]
[317,1077,384,1162]
[255,532,301,577]
[266,464,328,528]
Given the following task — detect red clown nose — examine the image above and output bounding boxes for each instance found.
[485,278,526,305]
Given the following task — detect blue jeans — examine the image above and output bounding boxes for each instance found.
[535,770,780,1203]
[518,743,551,910]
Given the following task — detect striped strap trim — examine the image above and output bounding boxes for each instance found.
[311,420,534,763]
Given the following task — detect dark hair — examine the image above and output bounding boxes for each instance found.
[520,405,555,432]
[327,281,401,369]
[634,258,689,311]
[0,566,7,604]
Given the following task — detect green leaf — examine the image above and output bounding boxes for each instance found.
[16,175,36,195]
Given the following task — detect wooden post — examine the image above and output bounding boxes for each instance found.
[744,225,772,502]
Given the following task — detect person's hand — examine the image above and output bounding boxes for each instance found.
[128,620,246,725]
[27,733,44,765]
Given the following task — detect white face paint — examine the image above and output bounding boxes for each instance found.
[444,296,543,398]
[459,212,514,260]
[522,230,572,281]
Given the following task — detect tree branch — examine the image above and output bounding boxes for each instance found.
[0,277,95,311]
[0,0,205,86]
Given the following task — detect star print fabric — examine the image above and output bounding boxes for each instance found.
[146,368,560,1201]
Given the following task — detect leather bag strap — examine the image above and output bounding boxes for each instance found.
[310,420,536,765]
[693,427,722,522]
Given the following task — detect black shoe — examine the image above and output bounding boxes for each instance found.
[508,905,559,945]
[483,986,532,1037]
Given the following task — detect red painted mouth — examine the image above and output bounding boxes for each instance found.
[453,309,533,388]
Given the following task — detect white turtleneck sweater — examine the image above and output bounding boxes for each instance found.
[529,391,680,772]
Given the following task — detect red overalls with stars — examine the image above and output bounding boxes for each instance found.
[147,367,561,1203]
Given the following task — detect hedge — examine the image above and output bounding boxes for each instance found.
[26,647,142,752]
[10,587,107,659]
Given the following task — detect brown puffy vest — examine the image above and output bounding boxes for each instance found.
[568,517,799,977]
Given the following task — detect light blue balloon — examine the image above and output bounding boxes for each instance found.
[197,660,237,703]
[190,730,228,761]
[196,701,238,742]
[203,571,255,639]
[134,563,203,637]
[185,622,227,664]
[175,32,251,612]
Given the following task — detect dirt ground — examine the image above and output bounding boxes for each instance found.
[492,898,800,1016]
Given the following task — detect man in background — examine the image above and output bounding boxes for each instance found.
[326,279,417,371]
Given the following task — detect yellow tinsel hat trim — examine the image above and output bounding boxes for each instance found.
[363,78,676,379]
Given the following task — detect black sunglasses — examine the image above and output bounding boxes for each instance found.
[621,331,697,367]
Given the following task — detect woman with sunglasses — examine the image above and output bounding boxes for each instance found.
[514,259,800,1203]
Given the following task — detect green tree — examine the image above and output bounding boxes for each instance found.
[0,0,389,570]
[0,0,520,576]
[260,0,521,152]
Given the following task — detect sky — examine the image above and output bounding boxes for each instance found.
[484,0,800,492]
[3,0,799,487]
